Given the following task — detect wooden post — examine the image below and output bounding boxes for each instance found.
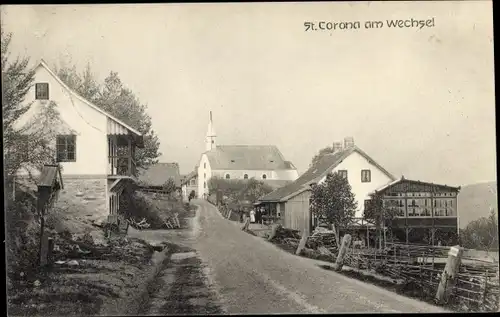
[435,245,464,305]
[331,222,341,248]
[295,231,308,255]
[481,270,489,307]
[38,205,46,267]
[174,213,180,228]
[268,223,282,241]
[47,237,54,265]
[39,232,49,266]
[227,210,232,220]
[333,234,352,271]
[12,176,16,201]
[128,137,132,176]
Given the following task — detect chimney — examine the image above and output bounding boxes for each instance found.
[344,137,354,149]
[332,141,343,153]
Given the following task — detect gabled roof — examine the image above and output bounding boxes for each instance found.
[181,170,197,185]
[35,59,142,138]
[262,179,294,190]
[258,145,396,202]
[369,176,461,196]
[137,163,181,187]
[204,145,297,171]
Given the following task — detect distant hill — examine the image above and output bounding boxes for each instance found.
[458,181,497,228]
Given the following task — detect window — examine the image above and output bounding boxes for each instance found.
[262,174,267,179]
[211,140,214,144]
[204,163,206,169]
[56,135,76,162]
[225,174,230,179]
[338,170,348,179]
[244,174,249,179]
[35,83,49,100]
[361,169,371,182]
[190,179,196,186]
[203,181,206,189]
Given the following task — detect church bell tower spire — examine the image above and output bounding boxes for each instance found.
[205,111,217,151]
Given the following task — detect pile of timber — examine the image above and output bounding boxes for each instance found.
[127,218,151,230]
[270,227,302,246]
[51,233,158,265]
[306,227,339,254]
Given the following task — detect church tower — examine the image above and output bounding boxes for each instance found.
[205,111,217,152]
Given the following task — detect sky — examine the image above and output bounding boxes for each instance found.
[1,2,496,186]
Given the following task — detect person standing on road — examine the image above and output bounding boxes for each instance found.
[250,208,256,223]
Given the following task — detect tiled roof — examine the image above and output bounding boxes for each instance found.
[258,146,396,202]
[181,171,197,185]
[262,179,294,190]
[258,151,347,202]
[138,163,181,187]
[205,145,296,171]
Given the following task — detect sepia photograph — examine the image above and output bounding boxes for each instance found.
[2,1,497,315]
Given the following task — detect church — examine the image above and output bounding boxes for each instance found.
[197,112,299,198]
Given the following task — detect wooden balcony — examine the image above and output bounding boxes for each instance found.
[108,134,138,179]
[108,155,137,178]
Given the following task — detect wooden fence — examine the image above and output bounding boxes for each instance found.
[342,242,499,311]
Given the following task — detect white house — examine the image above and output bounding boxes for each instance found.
[197,111,299,198]
[181,169,198,202]
[13,59,144,222]
[257,137,396,235]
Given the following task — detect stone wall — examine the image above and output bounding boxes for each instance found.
[56,177,107,217]
[13,176,109,235]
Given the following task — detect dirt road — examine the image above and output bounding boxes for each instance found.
[133,199,446,314]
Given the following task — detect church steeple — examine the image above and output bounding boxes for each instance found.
[205,111,217,151]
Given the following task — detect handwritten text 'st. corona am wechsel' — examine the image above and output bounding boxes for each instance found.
[304,18,435,32]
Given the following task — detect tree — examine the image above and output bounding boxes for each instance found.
[162,178,177,196]
[363,193,400,248]
[2,28,60,277]
[310,146,335,166]
[310,172,357,244]
[237,178,274,203]
[55,63,161,168]
[2,28,60,181]
[460,208,498,251]
[207,176,273,204]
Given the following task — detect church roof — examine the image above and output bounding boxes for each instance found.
[258,145,396,202]
[205,145,297,171]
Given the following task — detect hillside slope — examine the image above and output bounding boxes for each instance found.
[458,181,497,228]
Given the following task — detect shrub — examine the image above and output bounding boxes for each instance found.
[119,187,164,229]
[5,193,41,283]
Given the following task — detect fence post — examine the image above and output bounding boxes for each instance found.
[47,237,54,265]
[227,210,232,220]
[268,223,282,241]
[333,234,352,272]
[295,231,308,255]
[435,245,464,305]
[482,270,489,308]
